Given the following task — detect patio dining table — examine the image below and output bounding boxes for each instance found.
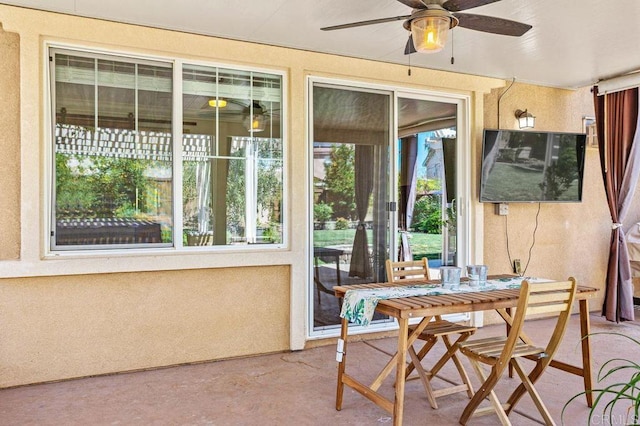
[334,274,599,426]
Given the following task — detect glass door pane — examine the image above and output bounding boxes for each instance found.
[396,97,457,271]
[311,84,391,330]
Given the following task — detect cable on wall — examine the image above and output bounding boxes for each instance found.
[505,202,541,276]
[498,76,524,274]
[496,77,516,128]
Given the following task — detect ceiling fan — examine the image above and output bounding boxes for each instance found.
[321,0,532,54]
[197,99,275,132]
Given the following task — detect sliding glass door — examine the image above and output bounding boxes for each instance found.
[308,81,469,333]
[396,97,459,272]
[310,83,391,329]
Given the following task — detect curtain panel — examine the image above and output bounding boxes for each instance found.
[398,136,419,261]
[349,145,374,278]
[593,87,640,322]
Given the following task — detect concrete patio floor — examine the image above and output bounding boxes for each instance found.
[2,313,640,425]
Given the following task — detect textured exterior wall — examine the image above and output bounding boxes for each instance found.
[0,24,20,260]
[0,266,290,387]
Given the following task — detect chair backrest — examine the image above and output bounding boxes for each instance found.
[503,278,578,360]
[385,258,431,283]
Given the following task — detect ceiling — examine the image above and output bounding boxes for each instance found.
[2,0,640,89]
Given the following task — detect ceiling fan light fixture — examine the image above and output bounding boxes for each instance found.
[208,98,228,108]
[242,101,267,132]
[410,15,451,53]
[243,113,266,132]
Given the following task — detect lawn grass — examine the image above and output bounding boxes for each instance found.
[483,162,581,201]
[408,232,443,260]
[313,229,361,247]
[483,163,543,201]
[313,229,442,259]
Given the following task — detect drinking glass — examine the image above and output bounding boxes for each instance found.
[466,265,488,287]
[440,266,461,290]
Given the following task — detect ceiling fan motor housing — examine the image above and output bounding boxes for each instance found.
[404,8,458,53]
[402,7,459,31]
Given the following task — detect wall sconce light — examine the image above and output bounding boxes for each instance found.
[515,109,535,129]
[208,99,228,108]
[243,102,267,132]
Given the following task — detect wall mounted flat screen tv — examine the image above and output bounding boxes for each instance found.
[480,129,586,203]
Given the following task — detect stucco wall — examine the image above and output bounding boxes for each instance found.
[0,266,289,387]
[0,4,509,387]
[0,23,20,260]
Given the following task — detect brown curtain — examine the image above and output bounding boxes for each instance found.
[593,87,640,322]
[398,136,419,261]
[349,145,374,278]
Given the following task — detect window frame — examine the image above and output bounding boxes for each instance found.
[45,45,288,256]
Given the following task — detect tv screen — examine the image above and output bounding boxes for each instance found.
[480,129,586,203]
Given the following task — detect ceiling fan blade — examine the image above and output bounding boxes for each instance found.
[442,0,502,12]
[321,15,411,31]
[455,13,532,36]
[396,0,427,9]
[404,34,417,55]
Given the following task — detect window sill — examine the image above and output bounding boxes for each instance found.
[0,243,291,279]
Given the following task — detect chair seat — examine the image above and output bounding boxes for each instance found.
[410,320,476,338]
[459,336,546,364]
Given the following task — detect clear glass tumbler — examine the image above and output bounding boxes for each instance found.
[440,266,461,290]
[466,265,488,287]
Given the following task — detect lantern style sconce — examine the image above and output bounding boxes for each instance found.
[515,109,535,129]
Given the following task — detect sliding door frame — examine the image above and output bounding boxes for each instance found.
[306,76,474,339]
[393,91,471,273]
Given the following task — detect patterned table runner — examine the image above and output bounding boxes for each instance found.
[340,276,548,326]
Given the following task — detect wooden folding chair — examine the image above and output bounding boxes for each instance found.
[457,278,578,426]
[385,258,476,409]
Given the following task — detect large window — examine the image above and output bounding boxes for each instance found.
[181,66,283,246]
[50,48,284,251]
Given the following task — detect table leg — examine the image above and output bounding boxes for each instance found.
[506,307,513,378]
[336,318,349,411]
[579,299,594,407]
[393,318,409,426]
[540,298,595,408]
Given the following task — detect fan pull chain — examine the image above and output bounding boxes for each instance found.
[408,54,412,76]
[450,30,455,65]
